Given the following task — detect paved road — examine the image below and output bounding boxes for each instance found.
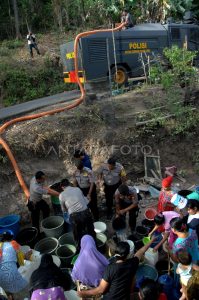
[0,90,80,122]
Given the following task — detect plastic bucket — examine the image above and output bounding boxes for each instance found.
[126,240,135,258]
[41,216,64,238]
[34,237,59,254]
[94,221,107,233]
[144,247,159,266]
[96,233,107,253]
[16,227,38,248]
[158,274,174,300]
[135,226,148,239]
[142,219,155,231]
[136,264,158,286]
[142,237,151,245]
[144,208,157,221]
[58,232,75,246]
[52,255,61,267]
[56,244,76,267]
[0,214,20,237]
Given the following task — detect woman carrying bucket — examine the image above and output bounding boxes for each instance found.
[148,211,180,251]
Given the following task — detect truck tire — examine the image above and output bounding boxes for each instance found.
[111,66,128,85]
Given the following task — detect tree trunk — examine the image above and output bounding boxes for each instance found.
[53,0,63,31]
[11,0,21,39]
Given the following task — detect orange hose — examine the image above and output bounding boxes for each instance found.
[0,23,124,200]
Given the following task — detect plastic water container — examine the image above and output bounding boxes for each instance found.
[0,214,20,237]
[144,247,159,266]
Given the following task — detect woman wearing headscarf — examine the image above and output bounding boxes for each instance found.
[30,254,71,300]
[0,230,28,297]
[71,235,109,288]
[157,176,174,212]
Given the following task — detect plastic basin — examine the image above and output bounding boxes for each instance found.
[41,216,64,238]
[135,226,148,239]
[94,221,107,233]
[144,208,157,221]
[0,214,20,237]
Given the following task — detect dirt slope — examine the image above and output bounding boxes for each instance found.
[0,86,199,220]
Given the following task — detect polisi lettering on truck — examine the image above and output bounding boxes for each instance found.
[60,19,199,85]
[129,42,148,49]
[66,52,75,59]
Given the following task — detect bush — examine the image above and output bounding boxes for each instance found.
[2,63,73,106]
[0,47,10,56]
[2,39,24,49]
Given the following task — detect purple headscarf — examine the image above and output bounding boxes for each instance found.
[71,235,109,287]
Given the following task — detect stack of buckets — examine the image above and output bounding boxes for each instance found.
[34,219,108,268]
[34,215,76,268]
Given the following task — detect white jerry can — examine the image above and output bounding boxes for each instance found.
[144,247,159,266]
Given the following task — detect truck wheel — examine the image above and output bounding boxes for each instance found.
[112,66,128,85]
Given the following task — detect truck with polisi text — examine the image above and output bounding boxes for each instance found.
[60,15,199,86]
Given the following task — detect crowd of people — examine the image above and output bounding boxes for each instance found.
[0,150,199,300]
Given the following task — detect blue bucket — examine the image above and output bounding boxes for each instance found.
[0,215,20,237]
[136,264,158,288]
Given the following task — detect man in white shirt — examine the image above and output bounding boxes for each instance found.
[27,31,40,58]
[59,178,96,251]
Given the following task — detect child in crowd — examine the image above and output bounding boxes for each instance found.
[148,211,179,251]
[176,250,199,300]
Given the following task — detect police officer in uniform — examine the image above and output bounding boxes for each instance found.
[73,161,99,221]
[115,184,140,233]
[98,157,126,219]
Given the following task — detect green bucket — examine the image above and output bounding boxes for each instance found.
[71,254,79,265]
[142,236,151,245]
